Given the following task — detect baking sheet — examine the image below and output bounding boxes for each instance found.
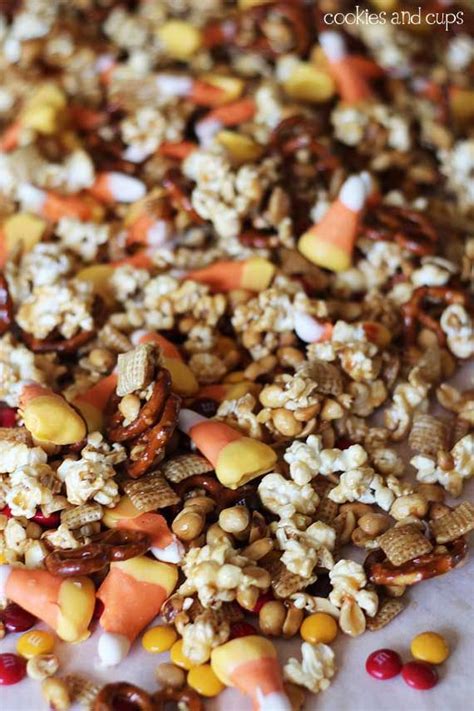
[2,368,473,711]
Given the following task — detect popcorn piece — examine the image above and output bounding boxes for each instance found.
[181,610,230,665]
[0,334,49,407]
[284,642,335,694]
[329,560,378,635]
[0,430,46,473]
[412,434,474,496]
[440,304,474,359]
[16,281,95,339]
[258,473,319,518]
[55,218,110,262]
[275,519,336,578]
[57,433,126,507]
[329,469,394,511]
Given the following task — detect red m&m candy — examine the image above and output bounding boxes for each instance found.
[0,408,16,428]
[366,649,403,680]
[1,603,37,633]
[0,653,27,685]
[402,661,438,690]
[31,510,60,528]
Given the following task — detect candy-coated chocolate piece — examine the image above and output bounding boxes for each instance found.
[410,632,449,665]
[402,661,439,690]
[31,510,61,528]
[170,640,196,670]
[366,649,402,680]
[0,653,27,685]
[142,625,177,654]
[188,664,225,697]
[230,622,258,639]
[17,630,55,659]
[2,603,37,633]
[300,613,338,644]
[0,408,16,427]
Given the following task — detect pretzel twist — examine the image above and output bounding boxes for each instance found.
[94,683,155,711]
[363,205,439,256]
[151,687,204,711]
[175,474,255,510]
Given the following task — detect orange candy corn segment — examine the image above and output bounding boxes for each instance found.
[297,175,367,272]
[73,372,118,432]
[211,636,291,711]
[319,31,374,104]
[3,567,95,643]
[186,257,275,293]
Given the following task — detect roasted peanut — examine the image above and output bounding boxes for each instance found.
[41,678,71,711]
[358,513,391,537]
[276,347,304,369]
[206,522,233,545]
[118,394,141,422]
[172,510,205,541]
[384,584,407,598]
[259,600,287,636]
[272,409,303,436]
[242,537,273,561]
[155,663,186,690]
[219,505,250,535]
[390,494,428,521]
[282,606,304,638]
[27,654,60,681]
[89,348,115,371]
[429,502,451,520]
[351,527,379,549]
[339,503,373,519]
[415,483,445,503]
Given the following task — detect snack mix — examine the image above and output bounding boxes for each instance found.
[0,0,473,709]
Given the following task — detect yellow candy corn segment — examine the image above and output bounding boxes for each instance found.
[103,495,141,527]
[76,264,115,305]
[27,84,67,111]
[157,20,202,60]
[211,636,276,686]
[298,230,352,272]
[201,74,244,103]
[73,399,104,434]
[21,104,60,135]
[240,257,276,292]
[283,63,336,103]
[23,396,86,445]
[216,131,263,164]
[57,577,95,643]
[112,556,178,595]
[4,213,46,252]
[238,0,272,7]
[215,438,277,489]
[163,357,199,397]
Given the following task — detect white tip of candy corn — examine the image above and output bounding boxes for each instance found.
[256,690,292,711]
[319,31,347,62]
[0,565,11,601]
[359,171,372,197]
[95,54,116,74]
[131,329,148,346]
[294,311,324,344]
[105,173,146,203]
[196,118,222,147]
[178,408,207,435]
[151,537,184,564]
[156,74,193,97]
[98,632,131,666]
[339,175,366,212]
[17,183,46,212]
[147,220,173,247]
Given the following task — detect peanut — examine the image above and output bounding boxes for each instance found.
[259,601,287,636]
[415,483,445,503]
[119,394,141,422]
[155,663,185,690]
[272,409,303,437]
[172,510,204,541]
[339,502,373,519]
[358,513,391,537]
[41,678,71,711]
[219,505,250,535]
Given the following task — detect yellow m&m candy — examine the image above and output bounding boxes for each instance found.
[17,630,55,659]
[142,626,177,654]
[188,664,225,697]
[411,632,449,665]
[300,613,338,644]
[170,640,196,670]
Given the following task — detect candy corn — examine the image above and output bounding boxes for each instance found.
[178,409,276,489]
[131,330,198,397]
[211,636,291,711]
[319,31,374,104]
[72,373,118,433]
[196,381,258,403]
[195,98,256,146]
[97,556,178,665]
[186,257,275,293]
[103,495,183,564]
[0,566,95,643]
[126,213,173,248]
[297,175,367,272]
[293,311,333,343]
[89,172,146,205]
[155,74,225,106]
[17,183,102,223]
[20,383,86,445]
